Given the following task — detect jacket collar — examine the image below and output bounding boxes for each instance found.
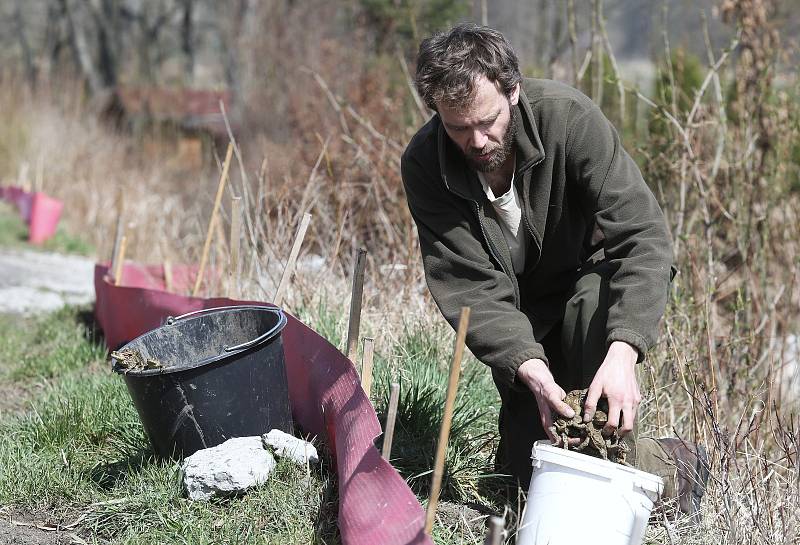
[437,85,545,201]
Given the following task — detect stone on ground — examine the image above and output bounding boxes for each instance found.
[262,429,319,465]
[181,436,276,501]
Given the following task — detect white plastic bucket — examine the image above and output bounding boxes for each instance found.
[516,441,663,545]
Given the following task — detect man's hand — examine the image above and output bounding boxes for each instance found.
[516,358,575,443]
[583,341,641,437]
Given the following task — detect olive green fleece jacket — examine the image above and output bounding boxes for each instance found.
[401,78,673,389]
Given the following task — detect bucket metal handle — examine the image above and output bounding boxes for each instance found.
[165,307,222,325]
[165,305,280,325]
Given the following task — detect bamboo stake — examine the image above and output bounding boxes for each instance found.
[113,235,127,286]
[425,307,471,535]
[382,382,400,461]
[18,162,29,192]
[484,516,505,545]
[163,260,173,293]
[360,338,375,399]
[110,196,124,267]
[273,213,312,307]
[35,154,44,193]
[345,248,368,362]
[229,195,242,298]
[213,219,228,297]
[192,142,234,297]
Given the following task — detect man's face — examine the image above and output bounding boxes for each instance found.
[437,76,520,172]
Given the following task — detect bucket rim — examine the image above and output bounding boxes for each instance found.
[111,305,286,377]
[531,440,664,494]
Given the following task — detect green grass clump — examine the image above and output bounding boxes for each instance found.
[372,322,501,506]
[0,202,29,245]
[0,306,106,381]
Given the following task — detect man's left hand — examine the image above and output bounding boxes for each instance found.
[582,341,641,437]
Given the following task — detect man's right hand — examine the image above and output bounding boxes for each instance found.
[516,358,575,443]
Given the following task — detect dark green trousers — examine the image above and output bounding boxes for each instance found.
[493,258,677,489]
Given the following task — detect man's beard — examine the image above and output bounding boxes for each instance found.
[465,107,517,173]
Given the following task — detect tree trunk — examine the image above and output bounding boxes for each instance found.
[64,0,106,95]
[13,0,37,88]
[181,0,195,82]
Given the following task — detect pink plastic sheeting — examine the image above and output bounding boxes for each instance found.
[0,185,63,244]
[28,192,64,244]
[94,263,431,545]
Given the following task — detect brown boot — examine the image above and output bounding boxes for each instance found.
[655,438,710,519]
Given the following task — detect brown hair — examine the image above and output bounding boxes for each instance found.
[414,23,522,111]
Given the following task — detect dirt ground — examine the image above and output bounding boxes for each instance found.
[0,509,87,545]
[0,249,97,543]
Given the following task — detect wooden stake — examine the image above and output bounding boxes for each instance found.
[35,154,44,193]
[163,259,173,293]
[273,212,312,307]
[484,516,505,545]
[193,142,234,297]
[382,382,400,461]
[345,248,368,362]
[360,337,375,399]
[229,195,242,298]
[110,196,124,267]
[425,307,471,535]
[113,235,128,286]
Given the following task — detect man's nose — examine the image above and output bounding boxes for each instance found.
[470,129,488,150]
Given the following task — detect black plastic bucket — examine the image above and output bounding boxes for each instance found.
[111,305,293,458]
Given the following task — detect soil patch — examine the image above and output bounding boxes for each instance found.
[0,509,89,545]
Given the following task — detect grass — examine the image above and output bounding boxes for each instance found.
[0,202,94,256]
[293,297,504,504]
[0,298,507,544]
[0,307,339,544]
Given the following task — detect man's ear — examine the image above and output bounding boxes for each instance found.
[509,82,520,106]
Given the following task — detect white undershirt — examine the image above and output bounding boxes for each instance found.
[477,170,527,274]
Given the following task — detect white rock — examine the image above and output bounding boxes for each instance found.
[181,437,276,501]
[262,429,319,465]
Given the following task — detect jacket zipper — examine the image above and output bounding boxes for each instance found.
[474,200,521,309]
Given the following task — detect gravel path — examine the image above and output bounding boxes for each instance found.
[0,248,95,314]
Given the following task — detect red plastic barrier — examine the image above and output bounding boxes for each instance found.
[94,263,431,545]
[29,192,64,244]
[0,185,63,244]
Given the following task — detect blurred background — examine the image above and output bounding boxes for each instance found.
[0,0,797,274]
